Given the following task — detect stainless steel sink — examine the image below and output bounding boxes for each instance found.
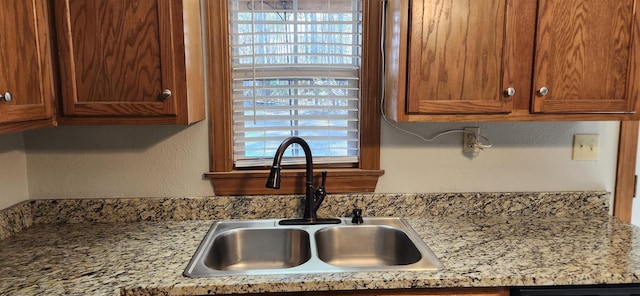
[184,218,442,277]
[315,225,423,267]
[205,228,311,271]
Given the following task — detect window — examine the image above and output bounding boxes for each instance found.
[205,0,383,195]
[230,0,361,167]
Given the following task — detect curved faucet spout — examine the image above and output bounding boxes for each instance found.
[265,137,314,192]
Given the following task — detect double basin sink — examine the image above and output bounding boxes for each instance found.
[184,217,442,277]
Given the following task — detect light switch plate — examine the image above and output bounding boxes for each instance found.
[572,134,599,160]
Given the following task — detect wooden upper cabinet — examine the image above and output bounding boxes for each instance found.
[53,0,205,125]
[406,0,513,114]
[532,0,637,113]
[0,0,55,133]
[385,0,640,122]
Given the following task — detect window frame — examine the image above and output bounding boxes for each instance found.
[204,0,384,195]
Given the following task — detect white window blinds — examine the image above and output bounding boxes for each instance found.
[229,0,362,168]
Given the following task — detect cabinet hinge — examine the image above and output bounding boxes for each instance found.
[634,175,638,198]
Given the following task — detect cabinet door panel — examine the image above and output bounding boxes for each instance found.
[406,0,512,114]
[56,0,177,116]
[532,0,635,113]
[0,0,53,123]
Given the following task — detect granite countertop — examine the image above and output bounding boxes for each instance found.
[2,192,640,295]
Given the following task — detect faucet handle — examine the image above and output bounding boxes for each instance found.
[320,170,327,188]
[351,208,364,224]
[313,171,328,211]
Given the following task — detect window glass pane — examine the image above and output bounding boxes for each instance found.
[229,0,362,167]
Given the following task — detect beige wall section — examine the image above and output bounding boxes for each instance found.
[24,121,215,199]
[377,121,620,193]
[22,120,618,199]
[0,133,30,209]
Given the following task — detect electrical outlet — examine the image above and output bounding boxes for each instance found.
[572,134,599,160]
[463,127,480,155]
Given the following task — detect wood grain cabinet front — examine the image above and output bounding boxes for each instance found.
[52,0,204,125]
[384,0,640,122]
[0,0,56,134]
[404,0,513,115]
[531,0,638,114]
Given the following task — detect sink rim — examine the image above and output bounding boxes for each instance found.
[183,217,443,277]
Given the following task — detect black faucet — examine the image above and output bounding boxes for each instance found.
[266,137,341,225]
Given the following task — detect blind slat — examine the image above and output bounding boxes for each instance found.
[233,115,358,121]
[233,53,360,59]
[235,136,358,143]
[232,19,359,25]
[232,42,361,48]
[234,157,359,168]
[232,65,359,72]
[231,72,359,76]
[234,126,358,133]
[234,97,357,101]
[234,106,358,111]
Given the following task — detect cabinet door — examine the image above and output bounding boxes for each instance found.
[406,0,513,114]
[54,0,177,117]
[0,0,54,124]
[532,0,637,113]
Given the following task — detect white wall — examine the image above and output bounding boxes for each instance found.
[377,121,619,193]
[21,120,619,199]
[0,132,30,209]
[24,122,214,199]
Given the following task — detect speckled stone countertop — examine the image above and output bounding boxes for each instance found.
[3,192,640,295]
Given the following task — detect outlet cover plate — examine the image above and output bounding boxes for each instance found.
[463,127,480,154]
[572,134,599,160]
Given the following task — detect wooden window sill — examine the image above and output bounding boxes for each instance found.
[205,169,385,195]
